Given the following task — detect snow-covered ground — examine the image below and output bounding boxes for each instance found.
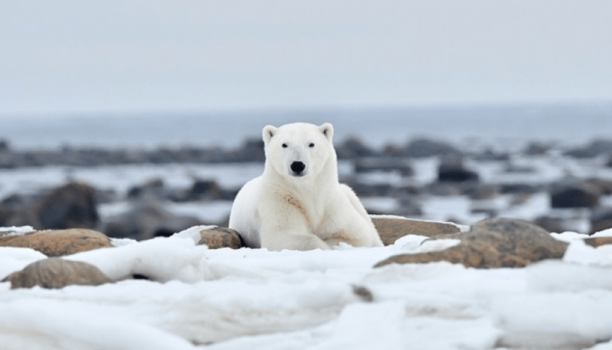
[2,228,612,350]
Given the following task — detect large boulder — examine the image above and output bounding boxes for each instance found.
[590,207,612,234]
[372,217,461,246]
[3,258,111,289]
[564,139,612,158]
[437,156,479,183]
[375,218,568,269]
[0,229,112,257]
[7,182,100,230]
[550,181,601,209]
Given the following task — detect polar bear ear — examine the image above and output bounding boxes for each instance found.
[319,123,334,142]
[262,125,278,144]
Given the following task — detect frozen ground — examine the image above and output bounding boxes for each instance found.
[1,227,612,350]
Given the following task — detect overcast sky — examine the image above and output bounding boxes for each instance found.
[1,0,611,117]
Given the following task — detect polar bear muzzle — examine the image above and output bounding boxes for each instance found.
[290,161,306,176]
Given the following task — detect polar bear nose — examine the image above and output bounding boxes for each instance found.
[290,161,306,175]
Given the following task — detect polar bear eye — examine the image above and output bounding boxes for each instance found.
[309,143,315,148]
[282,143,288,148]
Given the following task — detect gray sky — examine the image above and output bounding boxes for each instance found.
[1,0,611,116]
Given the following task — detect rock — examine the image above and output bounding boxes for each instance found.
[2,258,111,289]
[371,217,461,246]
[374,218,568,269]
[403,138,463,158]
[188,179,222,201]
[354,157,414,176]
[0,139,9,152]
[437,156,479,183]
[584,237,612,248]
[472,149,510,162]
[534,216,569,234]
[590,207,612,234]
[462,183,499,200]
[499,183,542,195]
[198,226,243,249]
[7,182,100,230]
[564,139,612,158]
[0,229,112,257]
[127,178,165,199]
[102,198,201,240]
[336,136,376,159]
[550,181,601,209]
[524,142,551,156]
[586,178,612,195]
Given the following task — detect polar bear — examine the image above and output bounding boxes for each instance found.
[229,122,383,251]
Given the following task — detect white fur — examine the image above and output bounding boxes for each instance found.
[229,122,383,251]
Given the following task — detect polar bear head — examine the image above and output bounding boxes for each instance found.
[262,122,335,179]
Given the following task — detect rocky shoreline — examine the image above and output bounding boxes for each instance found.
[0,136,612,240]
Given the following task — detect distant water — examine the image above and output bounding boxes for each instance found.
[1,102,611,151]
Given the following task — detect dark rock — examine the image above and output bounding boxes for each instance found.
[352,285,374,302]
[462,183,499,200]
[374,218,568,269]
[472,149,510,162]
[6,183,100,230]
[371,217,461,246]
[586,178,612,195]
[524,142,551,156]
[232,138,266,163]
[504,163,537,174]
[0,139,9,152]
[102,199,201,240]
[550,181,601,209]
[534,216,569,233]
[437,157,479,183]
[127,178,165,199]
[188,179,222,201]
[354,157,414,176]
[349,182,396,198]
[0,205,13,226]
[197,226,244,249]
[470,205,498,218]
[3,258,111,289]
[499,183,542,195]
[590,207,612,234]
[0,229,112,257]
[336,136,376,159]
[607,156,612,168]
[404,138,463,158]
[564,139,612,158]
[395,196,423,217]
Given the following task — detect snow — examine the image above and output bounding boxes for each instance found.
[2,226,612,349]
[0,225,35,236]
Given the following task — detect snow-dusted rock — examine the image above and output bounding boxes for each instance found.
[0,228,112,257]
[3,258,111,289]
[371,216,462,245]
[375,217,568,268]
